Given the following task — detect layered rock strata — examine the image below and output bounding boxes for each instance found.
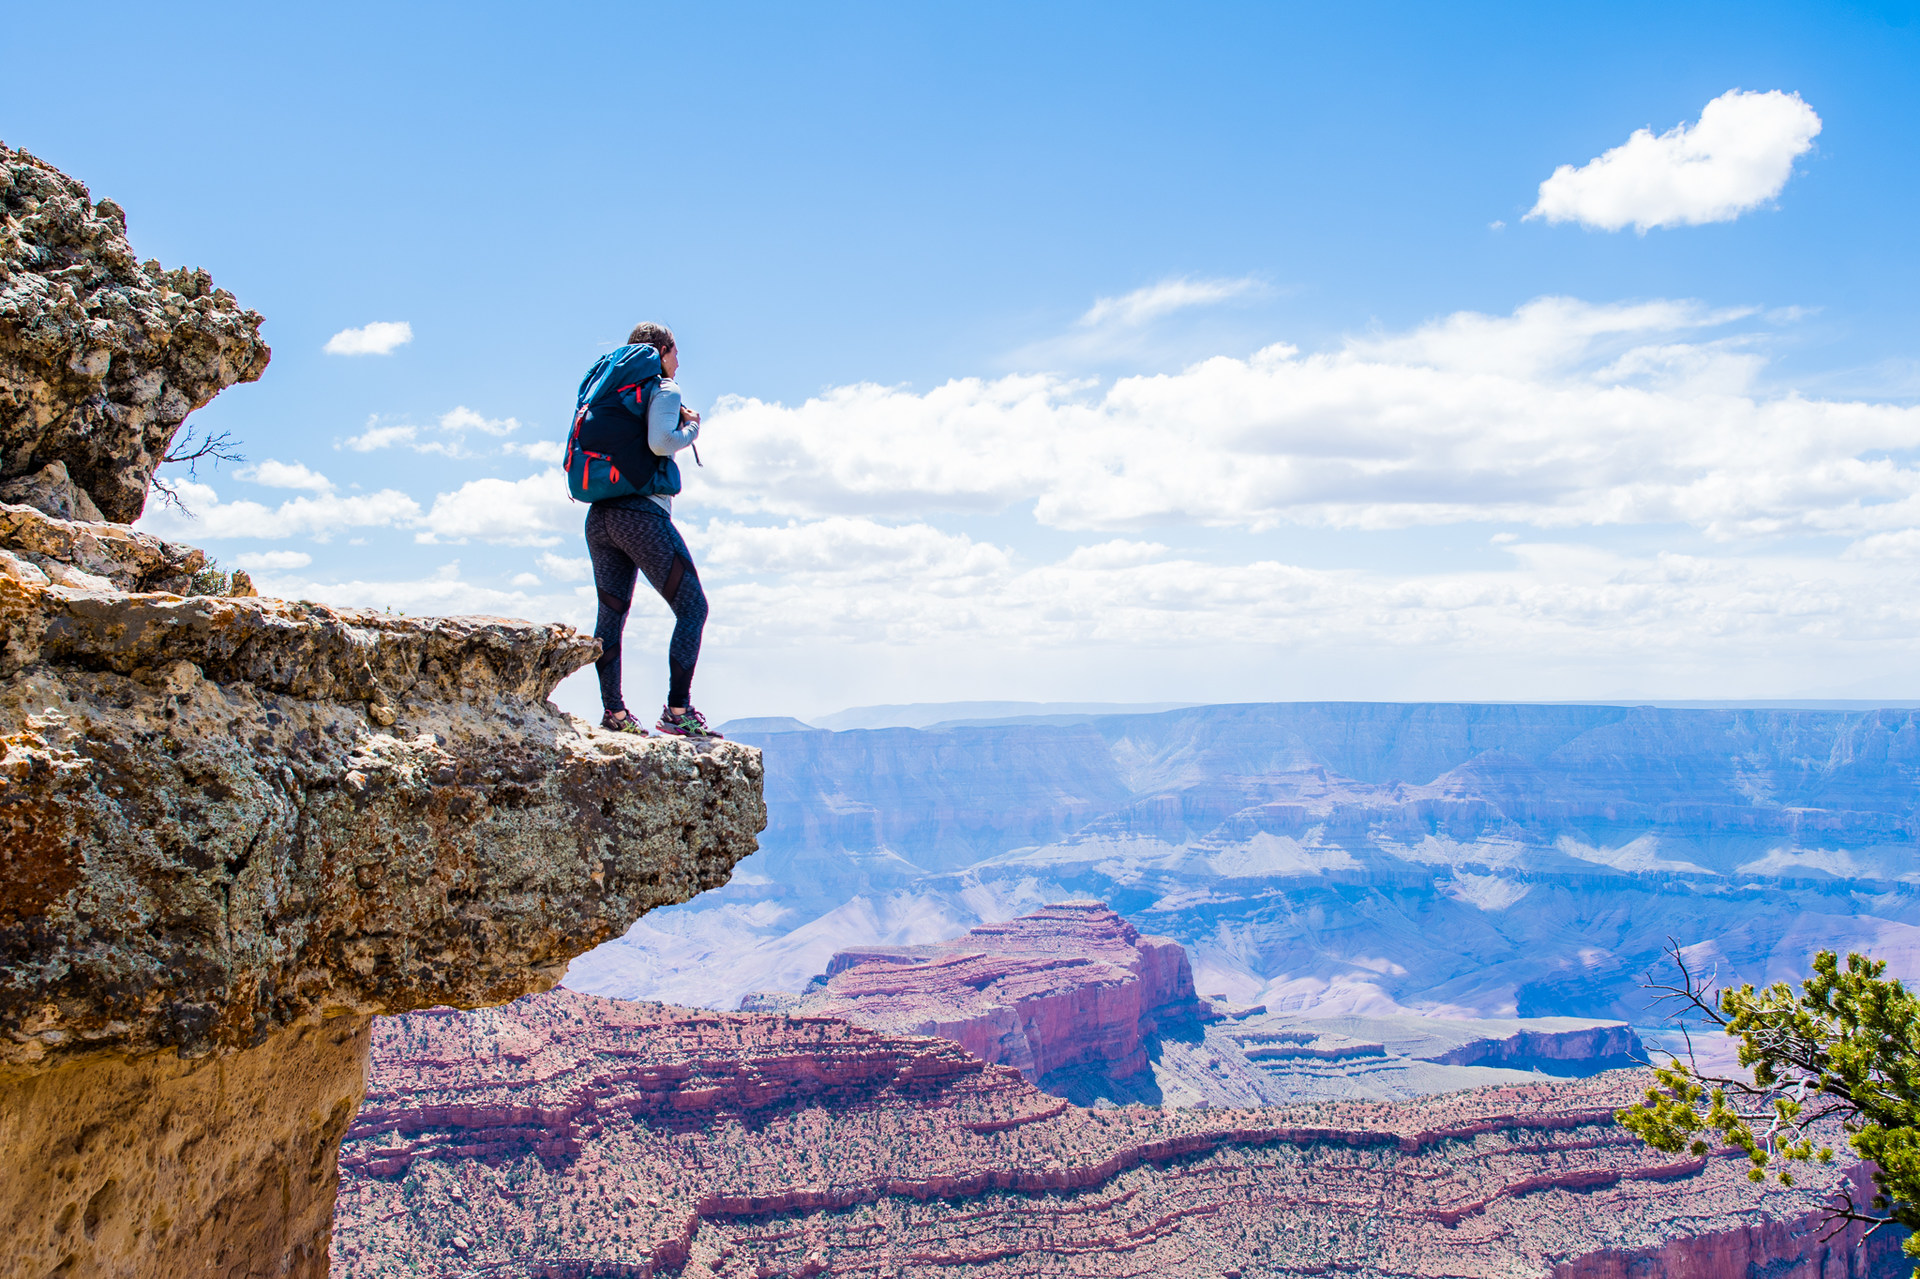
[0,503,766,1277]
[1,142,271,523]
[331,988,1905,1278]
[743,902,1209,1084]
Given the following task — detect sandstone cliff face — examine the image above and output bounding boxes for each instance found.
[754,902,1209,1085]
[331,988,1903,1278]
[1,143,272,523]
[0,489,765,1271]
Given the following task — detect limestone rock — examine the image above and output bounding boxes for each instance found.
[0,143,270,522]
[0,508,766,1276]
[0,460,105,521]
[0,498,202,592]
[5,1019,369,1279]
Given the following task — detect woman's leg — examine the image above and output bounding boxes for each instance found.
[658,519,708,709]
[593,505,708,710]
[584,506,641,713]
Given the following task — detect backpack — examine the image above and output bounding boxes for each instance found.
[563,343,681,503]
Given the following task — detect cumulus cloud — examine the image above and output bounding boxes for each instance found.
[698,517,1011,583]
[505,440,565,463]
[339,407,524,456]
[340,421,418,452]
[673,513,1920,665]
[237,460,333,492]
[135,486,423,541]
[1528,89,1821,232]
[694,297,1920,541]
[537,552,592,580]
[251,561,593,631]
[324,321,414,356]
[230,550,314,571]
[438,405,520,436]
[415,471,577,546]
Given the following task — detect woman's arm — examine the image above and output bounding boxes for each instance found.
[646,380,701,457]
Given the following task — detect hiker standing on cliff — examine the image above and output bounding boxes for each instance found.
[565,322,721,740]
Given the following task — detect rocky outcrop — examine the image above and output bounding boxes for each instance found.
[1551,1166,1907,1277]
[0,487,765,1272]
[331,988,1901,1278]
[1,142,270,522]
[0,496,205,592]
[748,902,1210,1085]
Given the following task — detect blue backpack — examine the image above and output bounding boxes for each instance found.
[564,343,680,503]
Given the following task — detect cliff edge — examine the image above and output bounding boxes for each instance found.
[0,145,767,1279]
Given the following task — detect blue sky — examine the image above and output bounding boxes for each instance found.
[7,1,1920,719]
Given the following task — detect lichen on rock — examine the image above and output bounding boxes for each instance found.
[0,503,766,1277]
[0,141,271,523]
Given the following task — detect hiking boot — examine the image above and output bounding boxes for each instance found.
[656,705,723,740]
[600,708,652,736]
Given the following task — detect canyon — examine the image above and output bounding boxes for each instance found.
[0,142,767,1278]
[568,705,1920,1055]
[331,987,1908,1277]
[740,902,1210,1084]
[7,138,1912,1279]
[748,901,1646,1106]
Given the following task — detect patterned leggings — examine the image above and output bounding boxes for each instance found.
[584,502,708,711]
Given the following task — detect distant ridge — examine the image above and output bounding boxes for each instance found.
[812,700,1197,731]
[716,715,820,734]
[787,698,1920,736]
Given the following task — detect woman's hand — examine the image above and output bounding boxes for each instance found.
[679,405,701,427]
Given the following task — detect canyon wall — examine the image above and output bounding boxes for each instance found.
[571,704,1920,1026]
[750,902,1209,1084]
[331,988,1906,1278]
[0,145,767,1279]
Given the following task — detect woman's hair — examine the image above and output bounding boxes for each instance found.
[628,322,675,352]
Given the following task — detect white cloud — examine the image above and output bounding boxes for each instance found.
[694,297,1920,541]
[236,460,333,492]
[696,517,1011,583]
[414,471,578,546]
[537,552,592,581]
[510,571,542,587]
[506,440,565,463]
[323,321,414,356]
[1528,89,1821,232]
[340,421,418,452]
[338,408,526,456]
[230,550,313,571]
[677,514,1920,666]
[136,487,423,541]
[1077,277,1263,328]
[1061,540,1171,569]
[439,406,520,436]
[251,561,593,631]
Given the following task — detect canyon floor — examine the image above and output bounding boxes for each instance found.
[330,988,1905,1278]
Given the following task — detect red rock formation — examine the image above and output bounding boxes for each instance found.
[330,990,1905,1278]
[770,901,1209,1081]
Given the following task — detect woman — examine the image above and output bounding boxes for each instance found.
[578,321,721,740]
